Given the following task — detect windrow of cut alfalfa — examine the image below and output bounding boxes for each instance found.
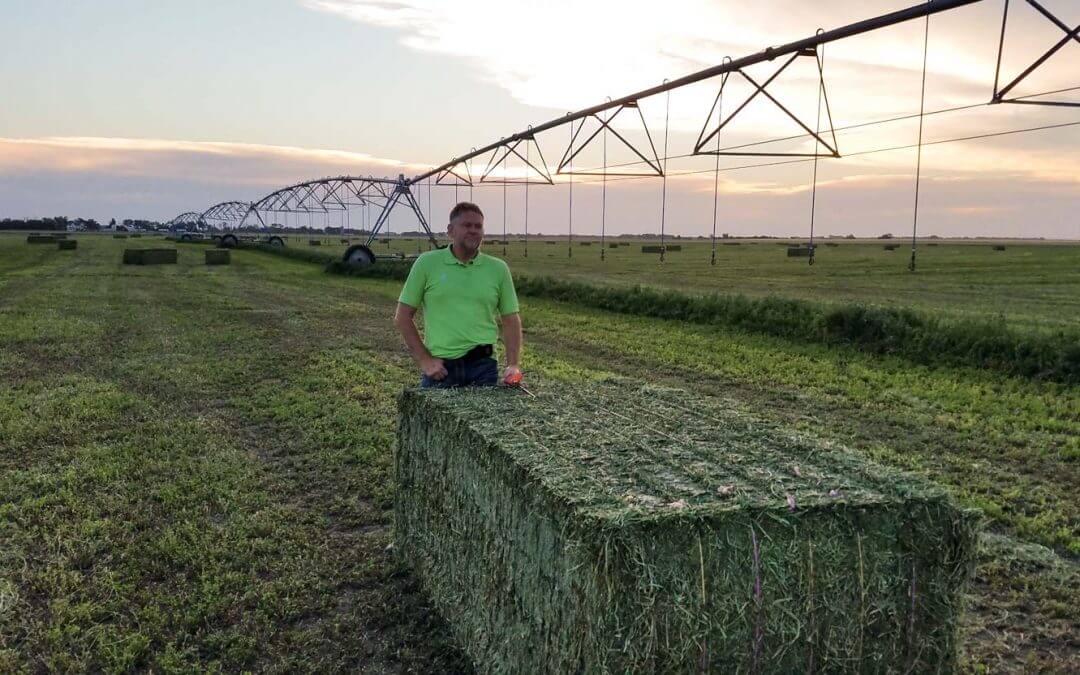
[396,379,978,674]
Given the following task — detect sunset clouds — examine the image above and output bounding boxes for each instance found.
[0,0,1076,237]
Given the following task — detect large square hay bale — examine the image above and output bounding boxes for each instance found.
[309,239,322,246]
[396,380,978,673]
[113,233,128,239]
[205,249,231,265]
[122,248,177,265]
[57,240,77,250]
[787,246,813,257]
[641,244,681,253]
[26,234,56,244]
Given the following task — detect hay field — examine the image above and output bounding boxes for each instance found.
[0,233,1076,672]
[320,235,1080,332]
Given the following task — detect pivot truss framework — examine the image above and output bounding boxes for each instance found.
[176,0,1077,265]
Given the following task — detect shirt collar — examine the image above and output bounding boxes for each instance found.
[444,245,483,266]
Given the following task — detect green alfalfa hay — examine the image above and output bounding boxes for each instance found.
[395,379,979,673]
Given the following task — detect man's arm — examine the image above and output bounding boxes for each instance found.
[394,302,448,380]
[500,312,522,384]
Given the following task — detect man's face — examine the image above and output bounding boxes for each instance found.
[448,211,484,254]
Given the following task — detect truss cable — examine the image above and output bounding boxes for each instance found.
[524,133,530,258]
[910,9,931,273]
[570,118,1080,188]
[568,116,574,259]
[601,101,609,261]
[502,178,508,257]
[572,85,1080,175]
[711,64,729,267]
[427,173,433,249]
[660,83,671,263]
[808,34,826,267]
[993,0,1010,100]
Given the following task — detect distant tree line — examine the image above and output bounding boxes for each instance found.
[0,217,100,231]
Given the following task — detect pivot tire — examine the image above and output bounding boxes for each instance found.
[343,244,376,268]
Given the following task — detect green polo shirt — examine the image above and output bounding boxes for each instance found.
[398,246,520,359]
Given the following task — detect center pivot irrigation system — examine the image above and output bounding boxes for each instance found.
[173,0,1077,268]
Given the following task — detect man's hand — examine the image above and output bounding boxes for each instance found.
[502,364,523,386]
[422,356,448,380]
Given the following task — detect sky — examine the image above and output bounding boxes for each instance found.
[0,0,1077,238]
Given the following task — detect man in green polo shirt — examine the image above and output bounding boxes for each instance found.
[393,201,523,388]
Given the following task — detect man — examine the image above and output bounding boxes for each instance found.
[394,201,523,388]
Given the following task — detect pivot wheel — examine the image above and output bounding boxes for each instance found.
[267,236,285,248]
[343,244,375,268]
[219,233,239,248]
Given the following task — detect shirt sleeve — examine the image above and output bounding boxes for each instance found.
[497,262,519,315]
[398,258,427,308]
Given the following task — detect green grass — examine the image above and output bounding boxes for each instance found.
[0,233,1077,672]
[315,235,1080,333]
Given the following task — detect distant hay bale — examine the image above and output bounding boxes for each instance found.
[57,240,77,251]
[883,244,899,251]
[122,248,177,265]
[341,238,351,244]
[26,234,57,244]
[825,242,839,247]
[131,233,142,238]
[992,245,1006,251]
[396,380,978,673]
[379,238,391,244]
[309,239,322,246]
[579,241,592,246]
[787,246,814,257]
[608,243,619,248]
[928,243,940,247]
[619,242,630,246]
[205,249,230,265]
[641,245,682,253]
[546,240,557,245]
[722,242,741,246]
[113,233,128,239]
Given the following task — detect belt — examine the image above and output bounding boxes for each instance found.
[445,344,493,363]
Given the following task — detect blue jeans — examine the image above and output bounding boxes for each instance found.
[420,356,498,388]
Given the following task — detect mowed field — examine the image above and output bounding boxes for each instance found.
[310,234,1080,333]
[1,233,1077,672]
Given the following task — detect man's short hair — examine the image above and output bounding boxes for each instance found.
[449,201,484,223]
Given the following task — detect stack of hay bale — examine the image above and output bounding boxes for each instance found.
[396,380,978,673]
[641,244,682,253]
[205,249,230,265]
[122,249,178,265]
